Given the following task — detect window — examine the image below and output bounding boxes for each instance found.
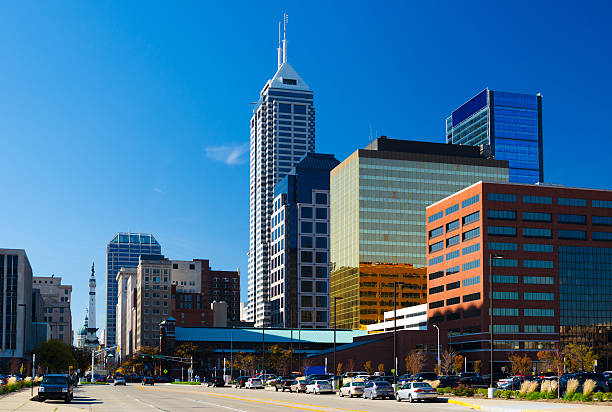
[446,220,460,232]
[429,300,444,309]
[446,265,460,276]
[488,226,517,236]
[462,276,480,287]
[446,297,460,306]
[593,200,612,208]
[446,250,460,261]
[315,193,328,204]
[488,242,518,251]
[524,309,555,317]
[301,207,313,218]
[524,292,555,301]
[429,241,443,253]
[525,325,555,333]
[462,243,480,255]
[593,231,612,241]
[316,266,327,278]
[492,258,518,267]
[316,296,327,308]
[189,264,195,270]
[301,222,313,233]
[429,271,443,280]
[463,292,480,303]
[301,265,313,277]
[446,281,460,291]
[558,198,586,207]
[522,228,552,238]
[315,208,327,219]
[429,256,443,265]
[301,310,313,322]
[524,276,554,284]
[462,259,480,271]
[429,226,443,239]
[492,308,519,316]
[301,251,312,262]
[493,291,518,300]
[523,244,553,253]
[301,281,313,292]
[301,236,313,248]
[488,193,517,202]
[316,311,327,323]
[446,235,460,247]
[429,286,444,295]
[593,216,612,226]
[463,211,480,226]
[315,281,327,293]
[559,229,586,240]
[279,103,292,113]
[301,296,313,307]
[282,78,297,85]
[523,195,552,204]
[522,212,552,222]
[446,204,459,215]
[463,227,480,241]
[315,237,327,248]
[558,214,586,224]
[315,222,327,234]
[488,210,516,220]
[428,211,443,223]
[493,325,519,333]
[315,252,327,263]
[462,194,480,208]
[524,260,553,269]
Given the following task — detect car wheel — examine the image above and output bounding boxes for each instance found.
[64,397,71,403]
[275,387,278,392]
[396,393,401,402]
[408,394,414,403]
[38,397,44,403]
[338,390,343,397]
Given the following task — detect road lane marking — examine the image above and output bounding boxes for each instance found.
[448,399,482,410]
[186,398,249,412]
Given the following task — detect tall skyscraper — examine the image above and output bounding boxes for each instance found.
[105,232,161,346]
[247,15,315,326]
[446,89,543,184]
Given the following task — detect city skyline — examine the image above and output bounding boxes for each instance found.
[1,2,612,336]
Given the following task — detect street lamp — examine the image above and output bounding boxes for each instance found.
[333,296,343,380]
[393,282,406,385]
[489,253,504,389]
[433,325,440,375]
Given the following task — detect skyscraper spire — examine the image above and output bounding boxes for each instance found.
[277,21,282,69]
[282,13,288,64]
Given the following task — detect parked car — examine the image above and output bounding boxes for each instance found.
[412,372,438,381]
[245,378,263,389]
[457,372,479,378]
[395,381,437,402]
[38,374,73,403]
[114,377,126,386]
[438,375,460,388]
[397,374,412,385]
[290,377,308,393]
[338,381,365,398]
[373,376,395,384]
[94,375,107,383]
[306,380,333,394]
[458,376,488,388]
[206,376,225,387]
[497,376,524,390]
[342,371,368,379]
[154,376,171,383]
[142,376,154,385]
[126,374,141,383]
[275,377,296,392]
[362,380,394,400]
[234,376,250,388]
[559,373,608,395]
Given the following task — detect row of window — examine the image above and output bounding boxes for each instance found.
[488,225,612,241]
[492,324,555,333]
[493,291,555,300]
[489,193,612,209]
[429,292,481,309]
[489,209,612,226]
[428,195,480,223]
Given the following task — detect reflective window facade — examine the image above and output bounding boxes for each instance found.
[446,89,543,184]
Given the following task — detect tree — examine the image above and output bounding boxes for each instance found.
[564,344,597,372]
[364,360,373,375]
[34,339,76,373]
[268,345,291,375]
[474,360,482,375]
[537,348,564,376]
[337,362,343,376]
[242,354,257,375]
[377,363,385,374]
[440,348,458,375]
[508,353,532,375]
[72,347,91,375]
[346,358,355,372]
[453,355,464,374]
[405,351,425,375]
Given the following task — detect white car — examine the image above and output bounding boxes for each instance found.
[245,378,263,389]
[306,380,333,394]
[338,381,365,397]
[395,382,438,402]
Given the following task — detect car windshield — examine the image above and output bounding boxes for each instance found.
[42,376,67,385]
[352,382,365,386]
[316,380,329,385]
[375,382,391,387]
[413,382,432,388]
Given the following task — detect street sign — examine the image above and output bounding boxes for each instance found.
[188,368,193,374]
[163,369,168,374]
[391,369,395,373]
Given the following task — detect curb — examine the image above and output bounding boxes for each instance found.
[448,399,483,410]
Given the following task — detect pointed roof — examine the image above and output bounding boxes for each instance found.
[267,62,311,92]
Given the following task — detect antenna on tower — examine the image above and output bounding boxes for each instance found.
[282,13,288,64]
[277,21,282,69]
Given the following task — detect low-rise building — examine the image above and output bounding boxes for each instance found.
[33,276,73,345]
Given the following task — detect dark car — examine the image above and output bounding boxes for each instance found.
[397,374,412,385]
[458,376,488,388]
[234,376,250,388]
[374,376,395,384]
[457,372,479,378]
[412,372,438,381]
[142,376,155,385]
[126,374,141,383]
[38,374,73,403]
[154,376,171,383]
[275,376,296,392]
[438,375,460,388]
[206,376,225,387]
[559,373,608,395]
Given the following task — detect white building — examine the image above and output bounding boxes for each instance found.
[366,304,428,333]
[248,15,315,326]
[116,267,137,359]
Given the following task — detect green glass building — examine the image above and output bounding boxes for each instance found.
[330,137,509,329]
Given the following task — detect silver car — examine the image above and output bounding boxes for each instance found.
[395,381,437,402]
[362,381,394,400]
[338,381,365,397]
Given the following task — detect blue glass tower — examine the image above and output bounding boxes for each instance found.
[446,89,543,184]
[105,232,161,346]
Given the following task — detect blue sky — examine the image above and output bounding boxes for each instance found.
[1,1,611,337]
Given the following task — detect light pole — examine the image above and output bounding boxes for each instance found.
[489,253,504,389]
[333,296,343,380]
[433,325,440,374]
[393,282,406,385]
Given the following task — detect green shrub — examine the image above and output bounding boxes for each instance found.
[593,392,605,402]
[171,382,200,385]
[526,392,541,400]
[605,392,612,401]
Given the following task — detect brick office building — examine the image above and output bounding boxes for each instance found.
[426,181,612,373]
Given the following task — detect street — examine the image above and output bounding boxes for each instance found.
[1,383,471,412]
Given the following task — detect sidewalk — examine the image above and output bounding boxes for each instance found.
[0,388,39,411]
[447,396,612,412]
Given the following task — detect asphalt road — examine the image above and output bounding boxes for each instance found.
[14,383,472,412]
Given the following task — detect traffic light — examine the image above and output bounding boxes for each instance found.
[98,345,101,351]
[117,346,120,353]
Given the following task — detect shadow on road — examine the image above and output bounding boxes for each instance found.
[30,396,103,405]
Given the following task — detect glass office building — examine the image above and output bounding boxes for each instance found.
[105,232,161,346]
[330,137,509,329]
[446,89,543,184]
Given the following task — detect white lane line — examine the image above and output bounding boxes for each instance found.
[186,398,249,412]
[127,394,171,412]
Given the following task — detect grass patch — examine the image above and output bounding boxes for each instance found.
[171,381,200,385]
